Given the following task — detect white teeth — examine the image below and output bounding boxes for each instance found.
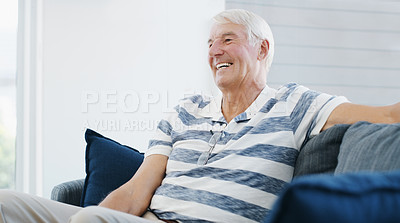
[216,63,232,70]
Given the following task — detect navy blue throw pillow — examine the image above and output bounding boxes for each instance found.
[81,129,144,207]
[264,170,400,223]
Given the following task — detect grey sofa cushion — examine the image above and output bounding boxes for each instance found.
[294,124,351,177]
[335,121,400,174]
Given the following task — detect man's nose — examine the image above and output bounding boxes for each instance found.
[208,40,224,57]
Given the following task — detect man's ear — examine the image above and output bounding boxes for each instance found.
[257,39,269,61]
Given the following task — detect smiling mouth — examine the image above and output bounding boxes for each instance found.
[216,62,233,70]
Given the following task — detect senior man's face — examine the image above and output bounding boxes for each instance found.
[208,22,260,90]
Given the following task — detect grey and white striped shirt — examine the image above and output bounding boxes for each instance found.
[145,83,348,222]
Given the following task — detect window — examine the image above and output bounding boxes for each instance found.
[0,0,17,189]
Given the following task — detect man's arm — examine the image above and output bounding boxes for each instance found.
[99,154,168,216]
[322,102,400,131]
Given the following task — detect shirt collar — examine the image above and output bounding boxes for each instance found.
[198,86,276,123]
[197,93,223,122]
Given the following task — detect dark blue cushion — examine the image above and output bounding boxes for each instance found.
[81,129,144,207]
[264,170,400,223]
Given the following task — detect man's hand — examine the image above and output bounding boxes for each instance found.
[99,154,168,216]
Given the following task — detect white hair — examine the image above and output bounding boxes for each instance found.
[213,9,275,71]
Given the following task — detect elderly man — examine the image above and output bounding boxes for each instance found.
[1,9,399,223]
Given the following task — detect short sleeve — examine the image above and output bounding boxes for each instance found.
[277,84,349,148]
[144,94,212,158]
[309,95,349,136]
[145,113,177,158]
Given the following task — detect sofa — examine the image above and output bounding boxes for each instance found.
[51,121,400,222]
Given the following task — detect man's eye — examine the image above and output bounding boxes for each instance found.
[224,38,232,43]
[209,43,213,48]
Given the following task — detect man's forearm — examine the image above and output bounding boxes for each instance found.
[99,154,168,216]
[323,102,400,131]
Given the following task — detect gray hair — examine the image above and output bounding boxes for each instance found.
[213,9,275,71]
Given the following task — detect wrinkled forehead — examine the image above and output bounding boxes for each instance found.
[208,22,248,42]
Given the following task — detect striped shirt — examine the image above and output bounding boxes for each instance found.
[145,83,348,222]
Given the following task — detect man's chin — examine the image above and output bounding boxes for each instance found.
[214,79,234,91]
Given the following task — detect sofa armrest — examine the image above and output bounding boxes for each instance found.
[51,179,85,207]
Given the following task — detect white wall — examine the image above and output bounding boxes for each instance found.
[227,0,400,106]
[18,0,224,198]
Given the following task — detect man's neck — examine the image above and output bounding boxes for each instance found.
[221,85,265,123]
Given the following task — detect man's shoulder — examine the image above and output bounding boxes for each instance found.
[175,93,218,116]
[275,83,322,101]
[179,94,213,109]
[274,83,310,100]
[276,82,309,93]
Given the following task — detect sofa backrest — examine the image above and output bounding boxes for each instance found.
[294,121,400,178]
